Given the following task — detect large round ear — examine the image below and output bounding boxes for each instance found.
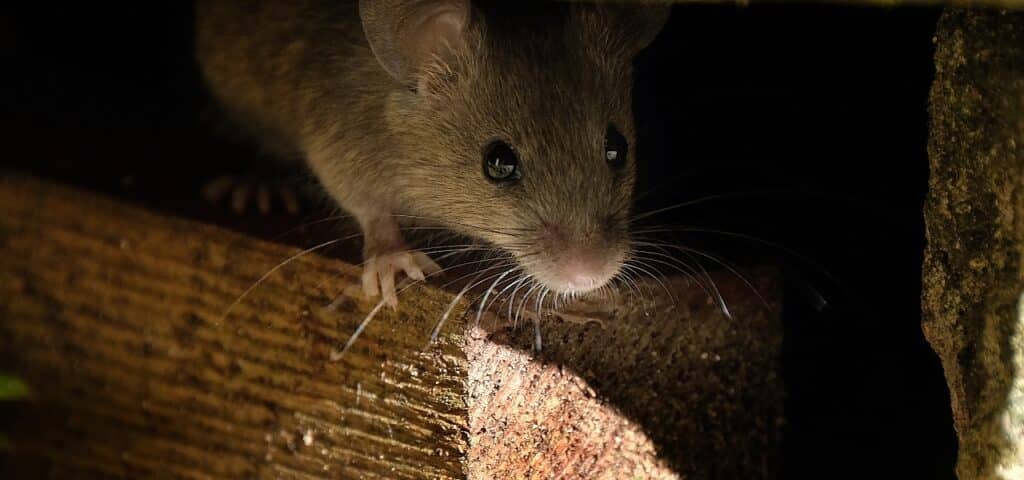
[575,2,671,57]
[625,3,670,54]
[359,0,471,88]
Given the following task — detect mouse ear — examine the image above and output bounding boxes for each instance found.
[359,0,471,90]
[575,2,670,57]
[626,3,670,54]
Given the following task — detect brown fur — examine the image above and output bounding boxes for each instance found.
[196,0,668,292]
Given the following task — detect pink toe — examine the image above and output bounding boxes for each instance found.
[413,252,442,276]
[362,263,379,298]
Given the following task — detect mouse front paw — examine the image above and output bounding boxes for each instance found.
[361,250,442,308]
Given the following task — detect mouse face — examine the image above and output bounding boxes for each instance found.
[363,1,668,295]
[427,35,638,295]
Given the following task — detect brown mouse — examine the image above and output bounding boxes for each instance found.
[196,0,669,309]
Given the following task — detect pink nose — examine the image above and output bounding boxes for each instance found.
[535,224,622,293]
[556,257,613,292]
[564,266,599,288]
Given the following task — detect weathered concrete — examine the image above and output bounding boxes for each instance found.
[924,9,1024,479]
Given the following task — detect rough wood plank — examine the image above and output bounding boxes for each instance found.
[924,9,1024,480]
[466,271,783,479]
[0,174,471,479]
[0,174,783,478]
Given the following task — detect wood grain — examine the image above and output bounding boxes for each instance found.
[0,174,783,478]
[0,174,470,479]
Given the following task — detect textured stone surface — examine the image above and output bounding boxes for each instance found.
[924,9,1024,479]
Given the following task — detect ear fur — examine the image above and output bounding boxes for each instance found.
[574,2,671,57]
[359,0,471,89]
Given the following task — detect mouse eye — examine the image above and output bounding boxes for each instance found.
[483,141,520,182]
[604,124,628,169]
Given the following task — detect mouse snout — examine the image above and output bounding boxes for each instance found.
[555,250,618,291]
[531,223,626,294]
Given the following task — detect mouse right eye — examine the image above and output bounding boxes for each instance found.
[483,141,520,183]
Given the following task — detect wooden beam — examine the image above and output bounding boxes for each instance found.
[0,174,782,478]
[0,174,472,479]
[465,271,783,479]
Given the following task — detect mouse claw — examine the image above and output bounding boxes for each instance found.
[361,250,441,309]
[279,185,301,214]
[256,184,272,214]
[412,251,442,277]
[200,175,305,215]
[361,260,380,299]
[201,175,235,204]
[230,182,251,213]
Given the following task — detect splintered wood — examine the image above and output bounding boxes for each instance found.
[0,174,782,479]
[467,274,782,480]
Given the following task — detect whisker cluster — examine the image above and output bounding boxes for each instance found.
[221,206,791,358]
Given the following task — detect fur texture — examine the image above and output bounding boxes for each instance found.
[196,0,668,294]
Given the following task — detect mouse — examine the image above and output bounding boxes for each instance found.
[196,0,669,310]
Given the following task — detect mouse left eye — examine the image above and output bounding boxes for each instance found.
[605,124,628,169]
[483,141,521,183]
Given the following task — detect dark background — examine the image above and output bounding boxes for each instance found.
[1,3,953,479]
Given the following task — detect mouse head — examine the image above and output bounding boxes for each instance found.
[360,0,668,295]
